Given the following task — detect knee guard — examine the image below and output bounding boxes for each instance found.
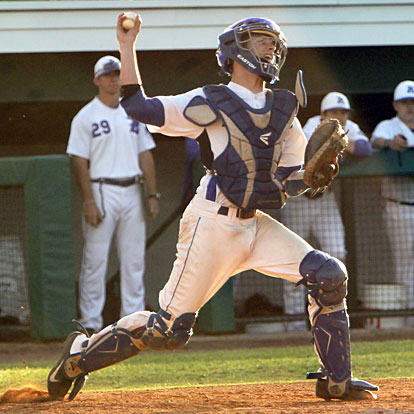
[299,250,352,398]
[299,250,348,308]
[61,310,196,379]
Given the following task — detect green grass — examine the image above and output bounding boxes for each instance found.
[1,340,413,393]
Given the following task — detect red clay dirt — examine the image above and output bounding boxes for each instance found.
[1,329,414,413]
[0,379,412,414]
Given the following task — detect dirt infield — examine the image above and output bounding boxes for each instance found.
[1,329,414,413]
[0,379,413,414]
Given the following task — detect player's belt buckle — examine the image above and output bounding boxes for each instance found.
[217,206,256,219]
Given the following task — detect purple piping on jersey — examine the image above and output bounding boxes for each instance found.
[121,88,165,127]
[165,217,201,312]
[353,139,372,158]
[206,176,217,201]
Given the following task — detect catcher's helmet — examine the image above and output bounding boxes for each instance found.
[216,17,287,84]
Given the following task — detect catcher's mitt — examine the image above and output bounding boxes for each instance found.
[303,118,348,197]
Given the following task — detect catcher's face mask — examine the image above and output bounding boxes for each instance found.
[216,17,287,84]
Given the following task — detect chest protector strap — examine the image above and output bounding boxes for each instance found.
[183,85,298,209]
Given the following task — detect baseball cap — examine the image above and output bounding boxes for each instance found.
[320,92,351,113]
[94,56,121,78]
[393,80,414,102]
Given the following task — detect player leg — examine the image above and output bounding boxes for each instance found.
[299,250,378,400]
[116,184,146,315]
[78,184,118,332]
[315,187,347,262]
[384,200,414,325]
[242,211,378,400]
[48,196,256,400]
[280,196,313,331]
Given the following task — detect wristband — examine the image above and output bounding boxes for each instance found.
[384,139,391,149]
[148,193,161,200]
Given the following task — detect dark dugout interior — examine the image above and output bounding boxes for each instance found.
[0,45,412,156]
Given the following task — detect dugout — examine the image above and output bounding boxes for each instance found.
[1,45,413,338]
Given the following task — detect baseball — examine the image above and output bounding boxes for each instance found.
[122,12,136,30]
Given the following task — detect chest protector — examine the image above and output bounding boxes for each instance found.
[183,85,298,209]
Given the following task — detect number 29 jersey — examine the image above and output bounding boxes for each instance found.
[67,97,155,179]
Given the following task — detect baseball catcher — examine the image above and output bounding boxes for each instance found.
[304,118,348,197]
[47,13,379,403]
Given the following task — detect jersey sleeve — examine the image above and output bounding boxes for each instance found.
[278,118,307,167]
[371,120,393,142]
[347,121,368,141]
[147,88,205,139]
[302,116,320,140]
[66,112,91,159]
[137,124,156,153]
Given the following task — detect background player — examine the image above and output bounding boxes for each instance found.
[281,92,372,331]
[371,80,414,325]
[66,56,159,334]
[48,15,378,402]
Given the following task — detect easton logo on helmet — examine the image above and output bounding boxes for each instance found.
[237,54,256,69]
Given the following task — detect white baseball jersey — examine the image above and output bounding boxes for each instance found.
[372,116,414,148]
[148,82,307,207]
[372,116,414,202]
[303,115,369,143]
[67,97,155,178]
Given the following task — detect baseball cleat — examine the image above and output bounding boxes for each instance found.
[315,378,379,401]
[68,374,88,401]
[47,331,84,400]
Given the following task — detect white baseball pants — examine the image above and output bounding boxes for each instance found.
[99,194,314,336]
[384,200,414,313]
[280,189,346,318]
[78,182,146,331]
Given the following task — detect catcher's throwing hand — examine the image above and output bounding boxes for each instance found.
[117,12,142,45]
[303,118,348,196]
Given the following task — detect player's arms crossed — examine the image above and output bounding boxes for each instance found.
[71,155,103,227]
